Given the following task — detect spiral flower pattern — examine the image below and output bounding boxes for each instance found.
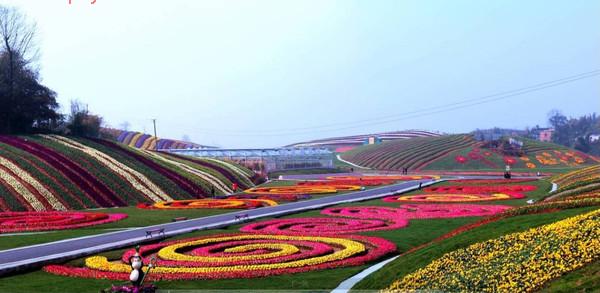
[43,233,396,280]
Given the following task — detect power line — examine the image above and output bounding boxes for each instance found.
[188,69,600,137]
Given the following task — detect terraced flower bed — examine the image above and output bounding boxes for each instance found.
[340,135,475,171]
[0,135,255,212]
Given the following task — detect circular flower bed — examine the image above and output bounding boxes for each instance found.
[239,217,409,235]
[244,185,361,195]
[0,211,127,233]
[137,199,277,210]
[383,193,523,202]
[43,233,396,280]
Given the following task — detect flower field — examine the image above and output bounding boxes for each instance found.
[0,135,256,212]
[383,184,535,203]
[0,211,127,233]
[385,208,600,293]
[240,204,511,235]
[341,135,475,171]
[44,233,396,280]
[244,185,361,195]
[553,165,600,191]
[137,198,277,209]
[102,129,211,150]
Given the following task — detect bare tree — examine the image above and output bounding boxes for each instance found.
[0,6,38,63]
[0,5,38,91]
[0,5,58,134]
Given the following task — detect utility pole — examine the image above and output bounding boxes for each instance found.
[152,119,158,151]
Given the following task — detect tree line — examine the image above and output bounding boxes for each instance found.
[547,111,600,156]
[0,5,101,137]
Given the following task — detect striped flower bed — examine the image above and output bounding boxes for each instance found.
[0,135,256,212]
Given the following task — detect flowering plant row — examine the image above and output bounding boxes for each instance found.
[43,135,173,203]
[0,136,126,208]
[43,233,396,280]
[0,211,127,233]
[240,204,511,235]
[385,208,600,293]
[553,165,600,191]
[137,198,277,210]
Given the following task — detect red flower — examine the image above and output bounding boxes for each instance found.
[455,156,468,164]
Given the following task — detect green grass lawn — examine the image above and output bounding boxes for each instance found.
[540,260,600,293]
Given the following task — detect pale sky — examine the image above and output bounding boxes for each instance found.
[3,0,599,148]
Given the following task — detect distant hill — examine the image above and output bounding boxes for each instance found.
[0,135,255,212]
[102,128,217,150]
[341,135,600,171]
[285,130,441,150]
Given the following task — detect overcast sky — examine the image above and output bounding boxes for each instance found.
[3,0,599,148]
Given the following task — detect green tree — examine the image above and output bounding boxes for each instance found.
[66,100,103,137]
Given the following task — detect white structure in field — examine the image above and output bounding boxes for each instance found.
[163,148,334,173]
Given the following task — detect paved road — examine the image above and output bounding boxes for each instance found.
[0,178,439,275]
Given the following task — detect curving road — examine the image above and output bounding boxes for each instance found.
[0,178,440,276]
